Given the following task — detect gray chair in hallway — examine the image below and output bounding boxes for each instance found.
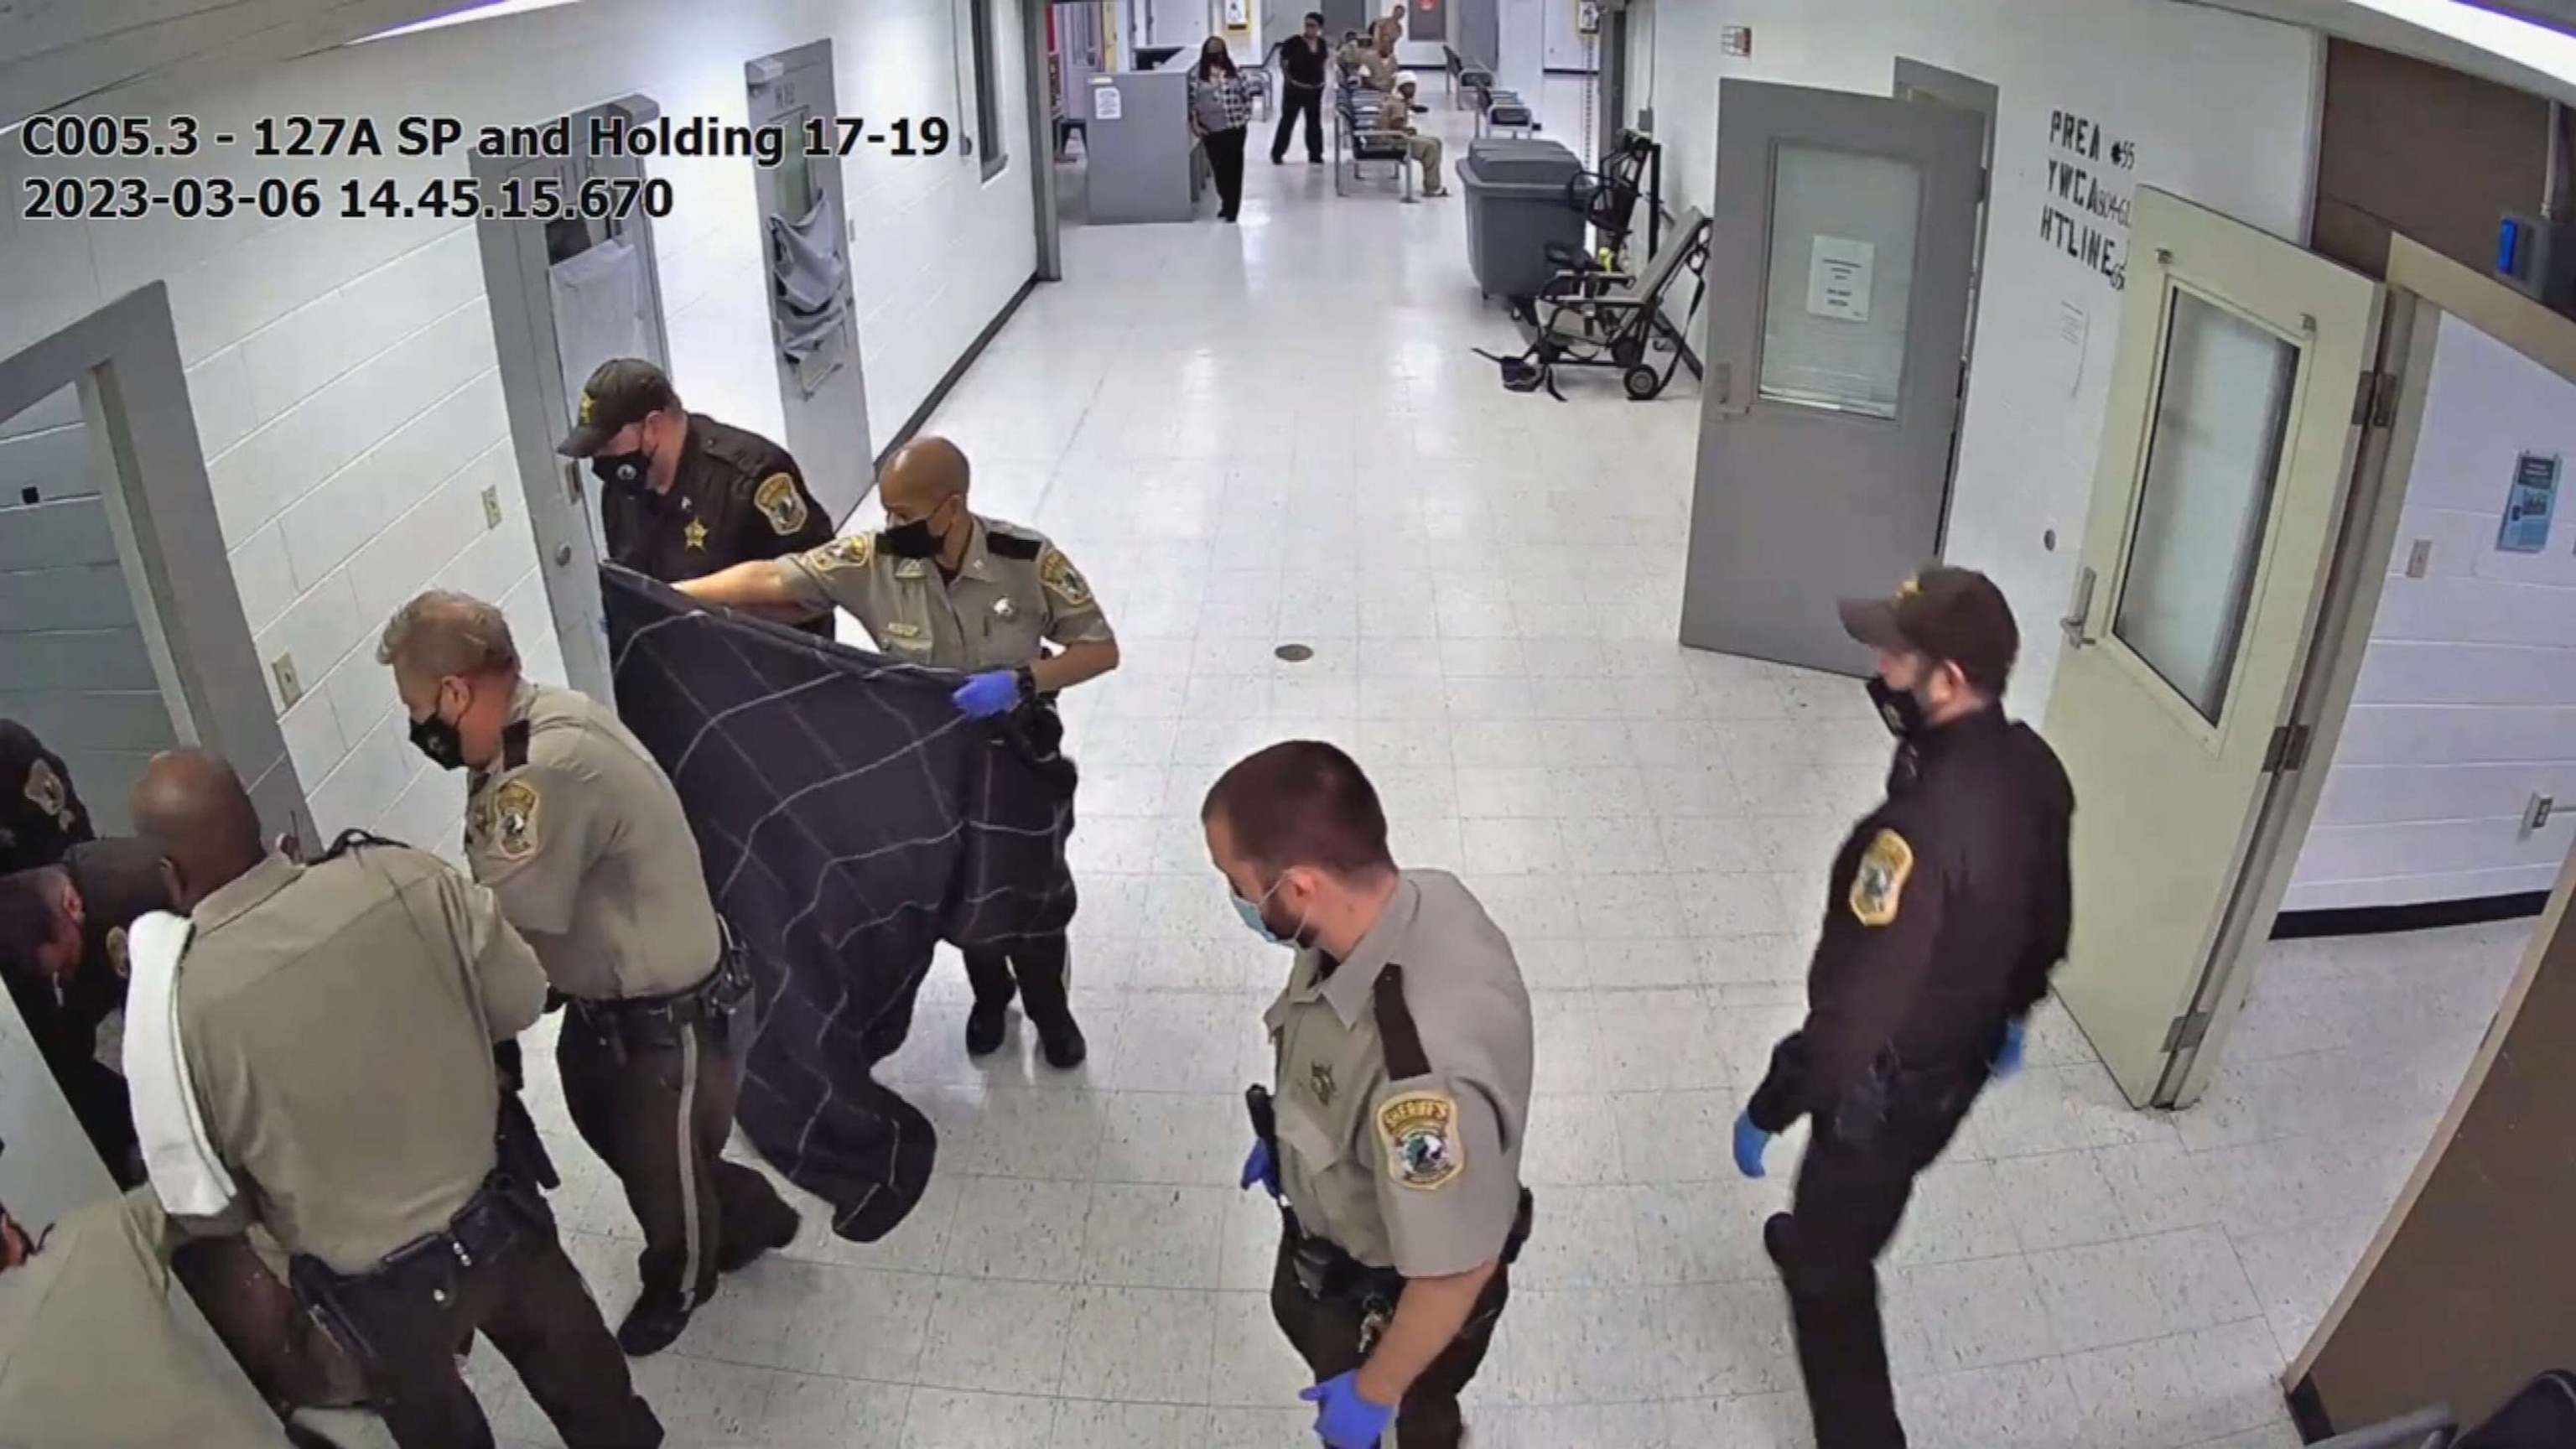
[1332,82,1414,200]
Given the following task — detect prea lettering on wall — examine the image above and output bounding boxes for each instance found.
[2039,110,2137,293]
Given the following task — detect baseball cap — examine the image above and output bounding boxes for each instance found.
[557,359,678,459]
[1838,565,2021,693]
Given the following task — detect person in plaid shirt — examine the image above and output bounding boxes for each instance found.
[1191,37,1256,222]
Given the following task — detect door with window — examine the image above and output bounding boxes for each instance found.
[2048,188,2384,1105]
[1679,80,1986,675]
[472,95,673,705]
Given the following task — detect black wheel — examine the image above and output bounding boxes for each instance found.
[1623,365,1663,401]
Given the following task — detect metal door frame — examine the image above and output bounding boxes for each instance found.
[1892,57,1998,555]
[1026,0,1065,280]
[0,284,314,849]
[471,92,672,708]
[2156,234,2576,1105]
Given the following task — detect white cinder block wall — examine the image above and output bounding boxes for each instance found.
[2287,313,2576,910]
[0,0,1037,856]
[1628,0,2321,712]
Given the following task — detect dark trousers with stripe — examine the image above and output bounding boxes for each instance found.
[1267,1227,1508,1449]
[558,1010,797,1311]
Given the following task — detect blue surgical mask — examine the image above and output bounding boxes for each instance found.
[1230,875,1307,948]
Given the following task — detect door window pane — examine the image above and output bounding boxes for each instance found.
[1758,143,1922,419]
[2111,290,2299,723]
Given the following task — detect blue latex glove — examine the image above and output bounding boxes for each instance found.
[1241,1138,1278,1196]
[1732,1109,1773,1180]
[1993,1020,2028,1080]
[1301,1371,1395,1449]
[950,670,1021,719]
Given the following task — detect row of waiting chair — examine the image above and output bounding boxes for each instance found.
[1441,44,1537,138]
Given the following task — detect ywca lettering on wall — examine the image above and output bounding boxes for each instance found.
[2039,110,2137,292]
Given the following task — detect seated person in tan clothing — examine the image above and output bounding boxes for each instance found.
[1385,78,1447,196]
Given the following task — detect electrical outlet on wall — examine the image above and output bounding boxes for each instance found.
[2405,538,2433,579]
[271,652,304,709]
[481,486,503,530]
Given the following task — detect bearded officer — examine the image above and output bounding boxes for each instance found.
[129,750,657,1448]
[1202,740,1534,1449]
[1732,567,2075,1449]
[379,590,801,1355]
[677,434,1119,1069]
[556,358,834,636]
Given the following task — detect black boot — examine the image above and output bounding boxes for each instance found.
[961,948,1017,1057]
[616,1292,697,1358]
[1010,938,1086,1069]
[717,1202,802,1274]
[965,997,1010,1057]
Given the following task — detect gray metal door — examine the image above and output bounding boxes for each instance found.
[472,95,673,706]
[747,43,872,525]
[1678,80,1986,676]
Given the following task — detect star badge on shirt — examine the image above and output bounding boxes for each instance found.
[684,518,709,551]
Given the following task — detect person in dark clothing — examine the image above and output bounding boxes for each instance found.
[555,358,835,636]
[0,719,92,876]
[1272,12,1331,164]
[0,838,171,1185]
[1732,566,2075,1449]
[1191,37,1255,221]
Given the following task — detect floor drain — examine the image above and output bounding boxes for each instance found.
[1274,642,1315,662]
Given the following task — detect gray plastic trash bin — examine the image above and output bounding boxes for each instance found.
[1457,138,1587,302]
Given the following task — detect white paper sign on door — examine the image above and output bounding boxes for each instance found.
[1805,236,1877,323]
[1093,85,1124,122]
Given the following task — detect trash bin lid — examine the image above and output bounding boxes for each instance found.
[1462,138,1581,185]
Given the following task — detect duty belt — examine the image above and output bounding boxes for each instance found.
[288,1171,548,1368]
[568,922,755,1052]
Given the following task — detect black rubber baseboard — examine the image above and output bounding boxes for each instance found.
[2288,1373,2335,1441]
[870,273,1042,477]
[2271,890,2551,941]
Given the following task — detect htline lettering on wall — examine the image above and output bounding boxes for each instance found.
[2038,109,2137,293]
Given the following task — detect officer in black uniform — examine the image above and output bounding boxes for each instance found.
[1,719,92,875]
[555,358,835,635]
[1732,566,2075,1449]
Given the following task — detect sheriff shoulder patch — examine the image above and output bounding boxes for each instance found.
[23,759,65,820]
[491,778,542,862]
[1036,546,1093,609]
[1377,1088,1462,1191]
[811,534,873,573]
[754,472,809,537]
[106,925,130,979]
[1849,828,1914,927]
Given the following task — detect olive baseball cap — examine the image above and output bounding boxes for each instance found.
[1838,565,2021,693]
[557,358,678,459]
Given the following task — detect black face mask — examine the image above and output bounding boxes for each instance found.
[408,696,467,771]
[880,515,943,559]
[1867,676,1928,740]
[590,449,651,493]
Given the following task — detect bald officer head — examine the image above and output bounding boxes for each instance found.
[130,750,267,913]
[875,435,974,567]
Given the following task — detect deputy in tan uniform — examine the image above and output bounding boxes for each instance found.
[131,750,656,1449]
[378,591,800,1356]
[1201,740,1534,1449]
[678,434,1120,1069]
[0,1179,283,1449]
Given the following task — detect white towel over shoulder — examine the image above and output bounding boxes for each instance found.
[122,910,239,1219]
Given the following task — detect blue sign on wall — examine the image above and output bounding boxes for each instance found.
[2498,451,2560,554]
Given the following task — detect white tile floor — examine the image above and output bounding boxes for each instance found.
[485,82,2533,1449]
